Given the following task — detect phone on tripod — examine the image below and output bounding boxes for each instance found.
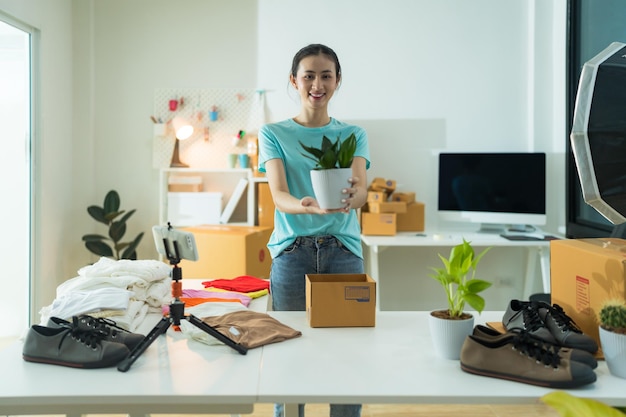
[152,225,199,262]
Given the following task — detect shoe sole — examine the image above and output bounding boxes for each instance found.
[460,362,597,388]
[22,353,127,369]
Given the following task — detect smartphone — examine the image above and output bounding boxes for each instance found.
[152,225,199,262]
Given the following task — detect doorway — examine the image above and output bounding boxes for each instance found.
[0,15,34,338]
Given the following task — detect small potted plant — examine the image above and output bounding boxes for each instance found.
[300,133,357,209]
[428,239,492,359]
[598,300,626,379]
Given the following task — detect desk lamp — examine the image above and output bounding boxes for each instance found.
[570,41,626,237]
[170,116,193,168]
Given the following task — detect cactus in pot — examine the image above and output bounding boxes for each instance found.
[599,300,626,335]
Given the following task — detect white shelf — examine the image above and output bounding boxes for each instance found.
[159,168,267,227]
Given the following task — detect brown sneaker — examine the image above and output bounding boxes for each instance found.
[460,329,596,388]
[472,324,597,369]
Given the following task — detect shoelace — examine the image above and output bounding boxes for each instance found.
[511,330,561,368]
[508,300,545,332]
[544,303,583,334]
[77,315,129,337]
[58,316,108,350]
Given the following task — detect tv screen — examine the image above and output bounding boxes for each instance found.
[438,152,547,232]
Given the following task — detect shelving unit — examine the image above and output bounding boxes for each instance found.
[159,168,268,227]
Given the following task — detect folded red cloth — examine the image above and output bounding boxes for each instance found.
[202,275,270,293]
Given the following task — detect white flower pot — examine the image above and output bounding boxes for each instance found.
[310,168,352,210]
[428,311,474,360]
[599,326,626,379]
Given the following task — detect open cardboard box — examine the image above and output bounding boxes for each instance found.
[306,273,376,328]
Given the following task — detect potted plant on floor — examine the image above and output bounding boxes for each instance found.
[598,300,626,379]
[300,133,357,209]
[428,239,492,359]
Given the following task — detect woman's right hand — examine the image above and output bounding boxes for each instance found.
[301,196,349,214]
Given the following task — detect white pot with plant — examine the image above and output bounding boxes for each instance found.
[598,300,626,379]
[300,133,356,210]
[428,239,492,360]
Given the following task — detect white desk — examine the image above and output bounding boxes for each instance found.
[261,311,626,417]
[361,232,553,308]
[4,311,625,417]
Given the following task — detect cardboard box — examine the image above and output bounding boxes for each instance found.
[361,212,396,235]
[306,273,376,327]
[368,201,407,214]
[167,192,222,226]
[256,182,274,228]
[179,225,272,279]
[390,192,416,203]
[550,238,626,349]
[396,202,425,232]
[369,177,396,193]
[367,191,387,203]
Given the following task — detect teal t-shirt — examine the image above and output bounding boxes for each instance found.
[258,118,370,259]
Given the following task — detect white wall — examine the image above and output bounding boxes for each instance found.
[0,0,567,318]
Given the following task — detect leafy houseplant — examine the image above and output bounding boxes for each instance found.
[429,239,492,319]
[597,300,626,379]
[300,132,357,169]
[82,190,144,260]
[427,239,491,360]
[299,133,357,209]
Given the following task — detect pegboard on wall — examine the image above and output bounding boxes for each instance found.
[152,88,266,169]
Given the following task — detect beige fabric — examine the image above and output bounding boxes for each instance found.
[202,310,301,349]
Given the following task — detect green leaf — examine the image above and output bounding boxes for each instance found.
[121,232,144,259]
[541,391,626,417]
[85,241,114,257]
[119,209,136,224]
[109,221,126,242]
[82,234,108,242]
[87,206,108,225]
[103,190,120,215]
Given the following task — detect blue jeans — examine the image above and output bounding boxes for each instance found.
[271,235,363,417]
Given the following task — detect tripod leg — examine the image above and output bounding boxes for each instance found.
[117,316,171,372]
[186,314,248,355]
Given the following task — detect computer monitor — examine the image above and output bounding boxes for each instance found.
[438,152,547,233]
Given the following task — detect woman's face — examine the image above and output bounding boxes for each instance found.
[291,54,340,110]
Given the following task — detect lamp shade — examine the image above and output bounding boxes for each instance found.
[570,41,626,225]
[172,116,193,140]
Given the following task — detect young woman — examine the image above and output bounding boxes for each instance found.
[258,44,370,417]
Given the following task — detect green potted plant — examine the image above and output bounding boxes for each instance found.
[598,300,626,379]
[82,190,144,260]
[299,133,357,209]
[428,239,492,359]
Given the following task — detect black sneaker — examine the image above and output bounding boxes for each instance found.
[23,319,130,368]
[48,315,144,351]
[502,300,556,344]
[472,324,597,369]
[537,302,599,354]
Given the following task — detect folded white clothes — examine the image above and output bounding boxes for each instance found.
[56,274,150,298]
[39,287,132,325]
[77,257,171,282]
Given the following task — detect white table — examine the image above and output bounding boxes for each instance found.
[361,232,553,307]
[261,311,626,417]
[3,311,625,417]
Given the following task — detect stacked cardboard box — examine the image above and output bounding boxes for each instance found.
[360,177,425,235]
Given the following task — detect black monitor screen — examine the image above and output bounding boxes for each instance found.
[438,153,546,215]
